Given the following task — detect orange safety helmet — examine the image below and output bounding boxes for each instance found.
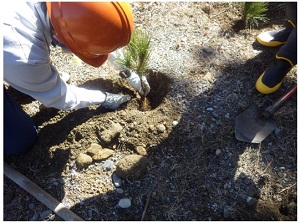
[46,2,134,67]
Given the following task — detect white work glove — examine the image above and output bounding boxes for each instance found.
[119,70,151,96]
[102,92,131,110]
[141,75,151,96]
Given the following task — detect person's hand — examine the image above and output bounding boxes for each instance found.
[119,70,151,96]
[141,75,150,96]
[102,92,131,110]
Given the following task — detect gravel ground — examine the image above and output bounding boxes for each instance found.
[4,2,297,221]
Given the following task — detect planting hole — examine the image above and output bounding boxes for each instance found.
[78,70,173,111]
[142,70,173,111]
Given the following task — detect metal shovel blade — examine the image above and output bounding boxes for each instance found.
[235,103,279,143]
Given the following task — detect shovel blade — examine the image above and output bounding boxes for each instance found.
[235,103,279,143]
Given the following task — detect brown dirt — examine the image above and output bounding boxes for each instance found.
[4,2,297,221]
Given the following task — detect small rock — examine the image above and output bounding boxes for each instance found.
[76,153,93,169]
[148,125,155,131]
[135,145,147,155]
[237,161,243,167]
[87,143,114,161]
[86,143,103,156]
[274,127,281,135]
[116,155,150,179]
[118,198,131,208]
[215,149,221,156]
[176,93,183,99]
[116,188,124,194]
[203,72,214,83]
[253,49,262,54]
[75,143,82,149]
[99,122,123,144]
[92,148,114,161]
[112,172,123,187]
[206,107,214,112]
[203,47,214,53]
[172,121,179,127]
[28,203,35,210]
[119,111,127,117]
[157,124,166,133]
[102,160,114,171]
[31,213,39,221]
[40,210,52,220]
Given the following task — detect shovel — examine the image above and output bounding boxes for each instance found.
[235,83,297,143]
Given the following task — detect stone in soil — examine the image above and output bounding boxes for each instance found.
[115,155,150,179]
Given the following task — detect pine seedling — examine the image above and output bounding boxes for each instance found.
[116,29,151,76]
[242,2,269,29]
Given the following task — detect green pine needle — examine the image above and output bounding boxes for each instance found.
[116,29,151,76]
[242,2,269,29]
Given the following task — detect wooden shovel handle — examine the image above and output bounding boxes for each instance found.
[265,83,297,114]
[4,162,83,221]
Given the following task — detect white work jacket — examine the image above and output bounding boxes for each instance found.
[3,2,109,110]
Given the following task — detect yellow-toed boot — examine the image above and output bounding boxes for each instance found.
[256,20,294,47]
[256,57,293,94]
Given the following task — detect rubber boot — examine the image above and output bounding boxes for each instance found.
[256,7,297,95]
[257,2,297,47]
[256,57,292,94]
[256,20,294,47]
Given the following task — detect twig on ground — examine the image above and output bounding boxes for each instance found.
[141,189,153,221]
[210,6,232,18]
[278,183,296,194]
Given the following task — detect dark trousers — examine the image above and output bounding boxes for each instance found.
[4,86,38,155]
[278,2,297,65]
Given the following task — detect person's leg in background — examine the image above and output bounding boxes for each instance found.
[4,86,38,155]
[256,2,297,94]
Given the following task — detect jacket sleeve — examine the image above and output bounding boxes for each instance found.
[4,59,107,110]
[107,48,126,71]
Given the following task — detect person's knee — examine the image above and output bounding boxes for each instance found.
[4,126,38,155]
[4,86,38,155]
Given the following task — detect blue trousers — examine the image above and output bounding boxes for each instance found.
[277,2,297,65]
[4,86,38,155]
